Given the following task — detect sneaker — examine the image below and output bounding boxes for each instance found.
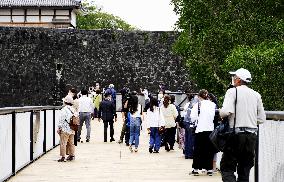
[207,170,213,176]
[86,139,90,142]
[153,150,159,153]
[117,140,123,144]
[134,148,138,152]
[57,157,66,162]
[165,144,170,152]
[149,147,153,153]
[207,172,213,176]
[110,138,115,142]
[129,146,133,152]
[191,170,199,176]
[66,156,75,161]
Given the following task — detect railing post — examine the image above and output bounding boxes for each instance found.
[255,126,259,182]
[12,111,16,175]
[53,109,56,147]
[30,110,34,161]
[43,110,46,153]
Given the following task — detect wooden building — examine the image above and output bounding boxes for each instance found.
[0,0,81,28]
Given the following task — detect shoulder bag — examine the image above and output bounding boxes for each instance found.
[209,87,237,152]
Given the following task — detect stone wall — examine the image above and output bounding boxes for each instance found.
[0,27,192,107]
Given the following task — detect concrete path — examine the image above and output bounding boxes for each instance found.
[9,113,222,182]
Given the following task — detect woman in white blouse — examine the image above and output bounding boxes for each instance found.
[190,89,216,176]
[146,97,165,153]
[57,95,76,162]
[160,95,178,152]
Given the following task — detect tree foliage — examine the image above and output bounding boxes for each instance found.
[172,0,284,110]
[77,2,136,30]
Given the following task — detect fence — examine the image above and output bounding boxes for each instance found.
[258,111,284,182]
[1,104,283,182]
[216,111,284,182]
[0,106,62,182]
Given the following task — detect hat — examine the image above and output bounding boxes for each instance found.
[109,84,114,88]
[62,95,74,104]
[229,68,252,83]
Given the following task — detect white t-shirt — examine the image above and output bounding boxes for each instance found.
[145,107,165,128]
[190,100,216,133]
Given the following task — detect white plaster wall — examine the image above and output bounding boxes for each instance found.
[41,9,54,15]
[27,9,39,15]
[27,16,39,22]
[12,9,24,15]
[12,16,24,22]
[41,16,53,22]
[0,16,11,22]
[71,10,76,27]
[56,10,69,15]
[0,9,10,15]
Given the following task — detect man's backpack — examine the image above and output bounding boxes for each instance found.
[175,105,184,128]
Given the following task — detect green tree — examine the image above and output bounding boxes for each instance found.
[172,0,284,110]
[77,2,136,30]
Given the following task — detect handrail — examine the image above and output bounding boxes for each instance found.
[265,111,284,121]
[0,106,62,115]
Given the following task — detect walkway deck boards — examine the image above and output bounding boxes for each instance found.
[9,113,221,182]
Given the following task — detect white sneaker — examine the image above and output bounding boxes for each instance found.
[129,146,133,152]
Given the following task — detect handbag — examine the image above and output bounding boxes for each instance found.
[67,107,80,131]
[189,101,200,133]
[158,108,165,135]
[209,88,237,152]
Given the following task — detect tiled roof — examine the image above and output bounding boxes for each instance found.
[0,0,81,7]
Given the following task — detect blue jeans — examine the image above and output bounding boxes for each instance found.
[78,112,91,140]
[149,127,161,151]
[129,117,141,148]
[184,122,195,158]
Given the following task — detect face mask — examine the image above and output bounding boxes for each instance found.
[158,94,163,100]
[231,76,235,86]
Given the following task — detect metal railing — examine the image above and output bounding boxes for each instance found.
[1,104,283,182]
[0,106,62,182]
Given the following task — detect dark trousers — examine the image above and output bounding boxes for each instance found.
[221,132,257,182]
[184,122,195,158]
[119,120,127,141]
[103,120,114,142]
[192,131,215,170]
[164,127,176,149]
[125,126,130,144]
[94,108,98,118]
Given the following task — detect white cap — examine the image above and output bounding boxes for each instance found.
[109,84,114,88]
[62,95,74,104]
[229,68,252,83]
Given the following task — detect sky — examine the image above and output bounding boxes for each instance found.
[87,0,179,31]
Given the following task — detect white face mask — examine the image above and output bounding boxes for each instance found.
[231,76,235,86]
[158,94,163,100]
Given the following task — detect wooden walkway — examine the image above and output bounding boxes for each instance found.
[9,113,221,182]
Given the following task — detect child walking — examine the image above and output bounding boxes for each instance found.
[146,98,165,153]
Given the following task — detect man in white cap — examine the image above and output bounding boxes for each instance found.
[219,68,266,182]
